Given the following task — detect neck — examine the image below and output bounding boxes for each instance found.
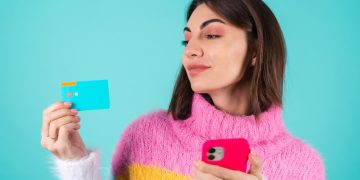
[208,81,251,116]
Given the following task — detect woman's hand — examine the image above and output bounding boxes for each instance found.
[191,152,263,180]
[40,102,87,160]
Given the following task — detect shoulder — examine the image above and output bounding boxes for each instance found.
[117,109,169,141]
[291,138,324,164]
[126,109,169,132]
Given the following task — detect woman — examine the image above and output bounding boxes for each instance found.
[41,0,325,179]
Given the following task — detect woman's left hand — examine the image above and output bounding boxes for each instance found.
[191,152,263,180]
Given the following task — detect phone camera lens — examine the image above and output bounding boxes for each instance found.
[208,154,215,160]
[208,148,216,153]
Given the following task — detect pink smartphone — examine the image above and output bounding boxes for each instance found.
[201,138,250,172]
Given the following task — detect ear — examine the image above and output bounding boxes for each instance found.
[251,56,256,66]
[251,50,257,66]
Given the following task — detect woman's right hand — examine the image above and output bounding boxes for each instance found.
[41,102,88,160]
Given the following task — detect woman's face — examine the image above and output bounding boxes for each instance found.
[182,4,252,93]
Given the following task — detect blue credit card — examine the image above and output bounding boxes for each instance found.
[61,80,110,111]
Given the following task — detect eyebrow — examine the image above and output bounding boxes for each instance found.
[183,18,226,32]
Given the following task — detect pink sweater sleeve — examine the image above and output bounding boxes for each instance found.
[284,140,326,179]
[302,149,326,180]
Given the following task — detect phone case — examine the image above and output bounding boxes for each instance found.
[201,138,250,172]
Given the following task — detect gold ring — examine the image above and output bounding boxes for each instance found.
[48,136,56,140]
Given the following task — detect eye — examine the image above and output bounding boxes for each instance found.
[206,35,220,39]
[181,35,220,47]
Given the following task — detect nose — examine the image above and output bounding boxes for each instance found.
[184,43,204,58]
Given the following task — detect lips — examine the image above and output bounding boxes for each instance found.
[187,64,210,76]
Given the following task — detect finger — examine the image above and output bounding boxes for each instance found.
[196,160,248,180]
[43,102,72,115]
[50,108,78,122]
[193,166,223,180]
[42,102,72,137]
[43,108,78,137]
[57,122,80,144]
[49,115,80,139]
[249,152,262,177]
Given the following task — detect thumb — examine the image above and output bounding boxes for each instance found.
[248,151,262,178]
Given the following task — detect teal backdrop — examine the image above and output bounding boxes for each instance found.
[0,0,359,179]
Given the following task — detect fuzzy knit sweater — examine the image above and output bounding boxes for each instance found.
[52,93,325,180]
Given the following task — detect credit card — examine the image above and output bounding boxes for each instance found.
[61,80,110,111]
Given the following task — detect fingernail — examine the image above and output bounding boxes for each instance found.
[71,109,78,114]
[64,102,72,107]
[76,116,81,121]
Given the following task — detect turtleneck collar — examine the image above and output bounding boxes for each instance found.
[169,93,287,143]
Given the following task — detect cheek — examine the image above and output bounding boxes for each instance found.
[209,40,247,80]
[229,42,247,70]
[181,54,187,67]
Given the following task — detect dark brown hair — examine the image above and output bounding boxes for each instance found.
[168,0,286,120]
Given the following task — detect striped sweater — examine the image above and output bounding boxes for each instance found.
[52,93,325,179]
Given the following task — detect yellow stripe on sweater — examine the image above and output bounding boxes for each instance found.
[115,163,191,180]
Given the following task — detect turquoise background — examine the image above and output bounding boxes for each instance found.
[0,0,359,179]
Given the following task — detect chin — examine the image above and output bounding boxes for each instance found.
[190,82,214,94]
